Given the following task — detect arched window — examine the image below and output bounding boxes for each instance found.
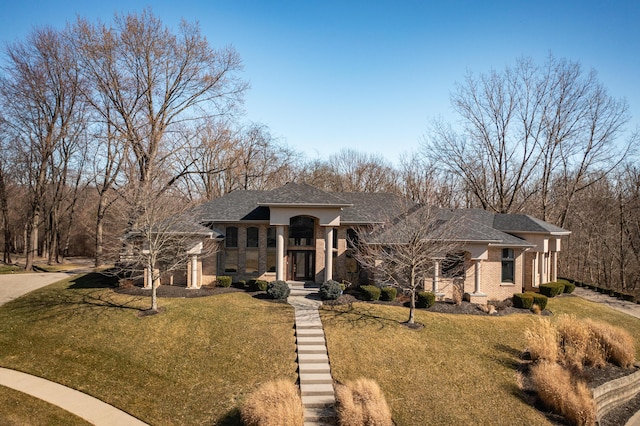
[289,216,315,246]
[246,227,259,248]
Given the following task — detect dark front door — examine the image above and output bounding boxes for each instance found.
[290,250,314,281]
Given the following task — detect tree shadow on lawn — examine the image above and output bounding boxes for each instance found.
[3,273,147,321]
[215,407,241,425]
[320,303,402,330]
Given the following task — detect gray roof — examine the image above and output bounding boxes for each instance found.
[493,214,571,234]
[258,182,352,206]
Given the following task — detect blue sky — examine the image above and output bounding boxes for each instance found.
[1,1,638,164]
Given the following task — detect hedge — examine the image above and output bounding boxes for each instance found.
[539,282,565,297]
[417,291,436,309]
[513,293,534,309]
[380,287,397,302]
[361,285,381,301]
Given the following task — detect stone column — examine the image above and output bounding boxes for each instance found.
[190,254,199,289]
[325,227,333,282]
[432,259,440,293]
[276,225,285,281]
[473,259,483,295]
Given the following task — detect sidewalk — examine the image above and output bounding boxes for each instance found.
[0,368,147,425]
[0,272,71,306]
[572,287,640,320]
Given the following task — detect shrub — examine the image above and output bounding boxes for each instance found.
[416,291,436,308]
[513,293,534,309]
[530,292,548,311]
[267,280,290,300]
[361,285,381,301]
[524,318,558,363]
[539,282,565,297]
[250,279,268,291]
[240,379,304,426]
[587,320,636,368]
[380,287,397,301]
[234,280,247,289]
[217,276,232,287]
[530,361,596,426]
[335,378,392,426]
[320,280,343,300]
[561,279,576,294]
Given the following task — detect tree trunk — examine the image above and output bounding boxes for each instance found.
[0,166,11,264]
[25,212,39,271]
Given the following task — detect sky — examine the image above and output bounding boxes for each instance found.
[1,0,638,164]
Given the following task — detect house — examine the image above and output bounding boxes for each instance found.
[153,182,570,303]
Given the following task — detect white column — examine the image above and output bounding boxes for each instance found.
[432,260,440,293]
[533,252,539,287]
[190,255,198,289]
[540,252,547,284]
[276,225,285,281]
[324,227,333,282]
[473,259,483,294]
[552,251,558,282]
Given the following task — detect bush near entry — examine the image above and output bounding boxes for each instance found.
[361,285,381,301]
[217,276,232,287]
[539,282,565,297]
[417,291,436,308]
[320,280,342,300]
[267,280,290,300]
[380,287,397,301]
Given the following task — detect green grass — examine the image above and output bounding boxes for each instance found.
[0,265,24,274]
[0,274,297,425]
[0,385,90,426]
[320,295,640,426]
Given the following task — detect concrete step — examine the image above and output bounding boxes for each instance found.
[296,328,325,337]
[301,383,335,396]
[304,407,335,423]
[299,372,334,384]
[298,352,329,363]
[297,335,326,345]
[299,363,331,374]
[296,323,323,330]
[296,315,321,323]
[301,394,335,408]
[298,345,327,354]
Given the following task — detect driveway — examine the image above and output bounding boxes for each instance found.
[572,287,640,320]
[0,273,71,306]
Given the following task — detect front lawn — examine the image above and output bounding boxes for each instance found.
[0,274,297,425]
[321,295,640,425]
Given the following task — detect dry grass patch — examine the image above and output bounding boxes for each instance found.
[335,378,392,426]
[587,320,635,368]
[530,361,596,426]
[0,385,90,426]
[240,379,303,426]
[524,317,558,363]
[556,314,606,370]
[0,274,297,425]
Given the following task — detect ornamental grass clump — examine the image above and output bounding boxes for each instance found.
[556,314,606,370]
[524,318,558,363]
[530,361,596,426]
[240,379,304,426]
[586,320,635,368]
[335,378,392,426]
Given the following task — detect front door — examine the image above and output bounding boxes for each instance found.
[289,250,315,281]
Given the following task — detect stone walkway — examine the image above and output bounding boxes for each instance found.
[288,282,336,426]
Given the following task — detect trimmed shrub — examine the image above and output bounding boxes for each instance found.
[530,361,596,426]
[216,276,232,287]
[267,280,290,300]
[587,320,636,368]
[361,285,381,301]
[530,292,548,311]
[320,280,343,300]
[250,279,268,291]
[234,280,247,289]
[524,318,558,363]
[417,291,436,308]
[380,287,397,302]
[561,280,576,294]
[539,282,565,297]
[240,379,304,426]
[513,293,534,309]
[335,378,392,426]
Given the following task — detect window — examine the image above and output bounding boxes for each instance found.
[225,227,238,248]
[246,250,259,273]
[267,227,276,248]
[224,249,238,273]
[501,248,515,283]
[289,216,314,246]
[247,227,259,248]
[441,251,466,278]
[332,228,338,249]
[347,228,358,249]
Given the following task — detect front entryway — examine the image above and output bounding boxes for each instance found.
[289,250,315,281]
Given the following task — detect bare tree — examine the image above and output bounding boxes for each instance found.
[424,55,631,221]
[0,26,86,270]
[353,200,459,324]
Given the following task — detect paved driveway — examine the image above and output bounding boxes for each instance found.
[0,273,71,306]
[572,287,640,320]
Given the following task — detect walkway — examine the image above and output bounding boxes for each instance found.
[573,287,640,320]
[288,282,336,426]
